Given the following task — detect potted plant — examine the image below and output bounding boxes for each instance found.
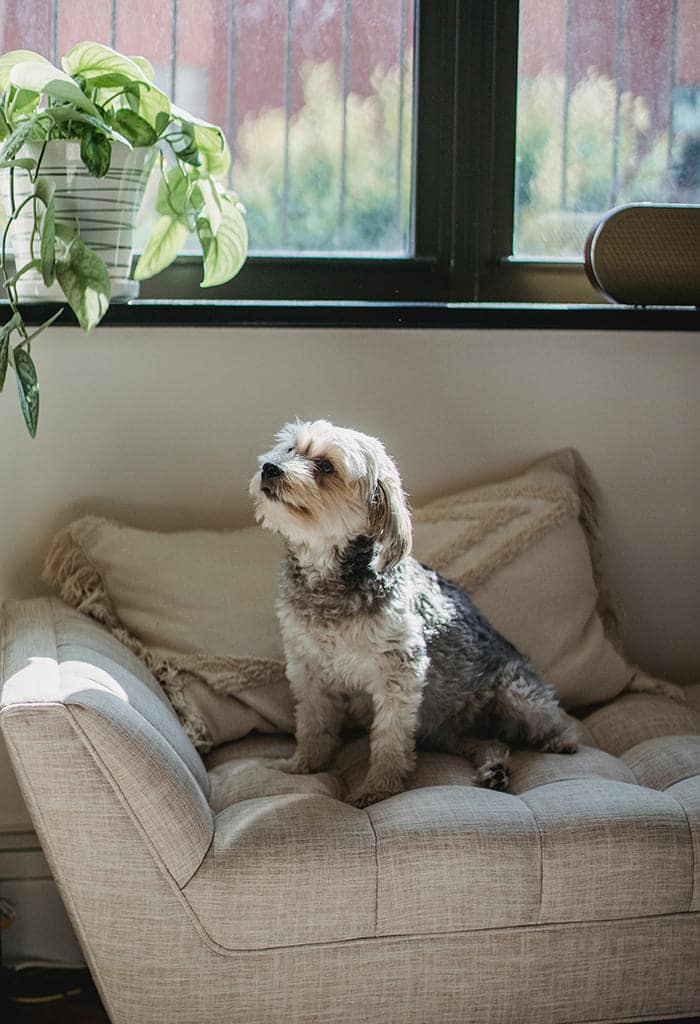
[0,41,248,436]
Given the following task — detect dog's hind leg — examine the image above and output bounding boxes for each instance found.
[462,738,511,791]
[495,671,579,753]
[428,729,511,791]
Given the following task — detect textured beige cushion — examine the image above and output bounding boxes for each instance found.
[84,523,283,664]
[43,449,637,750]
[196,685,700,947]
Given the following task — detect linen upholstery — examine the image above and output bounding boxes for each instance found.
[1,599,213,886]
[584,690,700,755]
[1,597,209,793]
[2,597,699,1024]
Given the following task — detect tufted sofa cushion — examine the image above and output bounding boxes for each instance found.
[191,687,700,949]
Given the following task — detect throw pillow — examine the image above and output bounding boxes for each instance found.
[44,519,292,751]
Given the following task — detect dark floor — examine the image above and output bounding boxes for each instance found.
[0,967,110,1023]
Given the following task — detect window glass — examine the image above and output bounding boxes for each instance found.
[515,0,700,258]
[1,0,415,257]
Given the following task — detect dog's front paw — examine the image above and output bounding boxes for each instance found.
[346,772,405,807]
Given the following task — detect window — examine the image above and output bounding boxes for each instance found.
[2,1,698,304]
[515,0,700,259]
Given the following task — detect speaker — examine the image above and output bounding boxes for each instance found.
[584,204,700,306]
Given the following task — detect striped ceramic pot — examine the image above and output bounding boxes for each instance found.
[1,139,155,302]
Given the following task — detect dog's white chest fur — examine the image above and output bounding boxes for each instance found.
[278,598,417,697]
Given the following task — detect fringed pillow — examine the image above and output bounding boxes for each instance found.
[43,449,652,751]
[44,520,293,751]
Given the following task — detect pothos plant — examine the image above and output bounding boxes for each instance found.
[0,41,248,436]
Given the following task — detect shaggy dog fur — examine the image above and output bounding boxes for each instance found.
[250,420,579,807]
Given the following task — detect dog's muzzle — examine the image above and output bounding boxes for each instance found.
[260,462,283,498]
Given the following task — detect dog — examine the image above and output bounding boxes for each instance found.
[250,419,579,807]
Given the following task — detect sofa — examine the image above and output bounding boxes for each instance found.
[1,450,699,1024]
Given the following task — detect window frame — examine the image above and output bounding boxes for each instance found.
[3,1,689,310]
[132,0,601,305]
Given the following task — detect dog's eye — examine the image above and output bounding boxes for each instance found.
[316,458,335,475]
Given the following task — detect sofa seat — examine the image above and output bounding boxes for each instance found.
[193,692,700,950]
[2,598,699,1024]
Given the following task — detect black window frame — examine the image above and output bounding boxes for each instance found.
[133,0,601,306]
[4,0,694,319]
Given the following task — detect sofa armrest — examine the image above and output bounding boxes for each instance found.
[1,597,213,886]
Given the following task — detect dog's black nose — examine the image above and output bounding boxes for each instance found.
[261,462,283,481]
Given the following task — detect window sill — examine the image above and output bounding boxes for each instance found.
[4,299,699,331]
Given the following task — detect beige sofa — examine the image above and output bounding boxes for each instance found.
[2,595,699,1024]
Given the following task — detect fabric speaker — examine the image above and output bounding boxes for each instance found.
[585,203,700,306]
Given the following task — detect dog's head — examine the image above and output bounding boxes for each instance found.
[249,419,412,570]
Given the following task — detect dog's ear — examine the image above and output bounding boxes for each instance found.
[368,458,412,571]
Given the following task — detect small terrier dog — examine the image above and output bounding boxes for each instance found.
[250,420,578,807]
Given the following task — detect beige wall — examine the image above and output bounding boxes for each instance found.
[1,324,698,828]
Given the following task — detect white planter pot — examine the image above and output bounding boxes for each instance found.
[1,139,155,302]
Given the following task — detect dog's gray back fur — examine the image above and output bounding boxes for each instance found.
[280,534,559,753]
